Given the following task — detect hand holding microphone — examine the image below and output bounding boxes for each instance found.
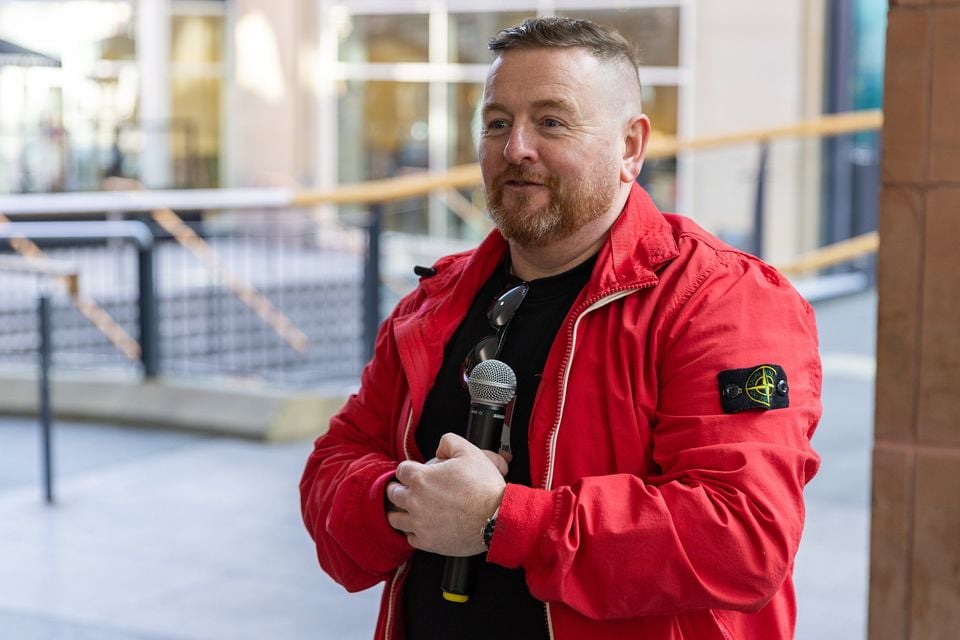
[384,360,516,570]
[441,359,517,603]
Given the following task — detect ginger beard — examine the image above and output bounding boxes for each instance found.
[485,162,621,249]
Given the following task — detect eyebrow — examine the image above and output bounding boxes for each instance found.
[482,98,579,118]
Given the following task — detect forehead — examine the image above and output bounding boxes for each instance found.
[482,47,608,109]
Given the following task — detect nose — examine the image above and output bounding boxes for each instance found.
[503,123,537,165]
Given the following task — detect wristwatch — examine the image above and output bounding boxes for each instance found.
[481,507,499,549]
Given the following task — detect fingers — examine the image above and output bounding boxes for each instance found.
[394,460,419,485]
[435,432,470,459]
[435,432,510,476]
[385,480,410,512]
[482,450,509,476]
[387,509,411,535]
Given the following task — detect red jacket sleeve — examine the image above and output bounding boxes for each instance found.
[299,300,416,592]
[487,252,822,619]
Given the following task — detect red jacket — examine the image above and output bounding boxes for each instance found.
[300,183,821,640]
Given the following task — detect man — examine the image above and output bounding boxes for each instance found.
[301,17,821,640]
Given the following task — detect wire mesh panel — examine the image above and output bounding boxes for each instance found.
[0,243,141,373]
[151,220,366,385]
[0,212,369,387]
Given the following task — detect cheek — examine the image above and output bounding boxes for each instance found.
[478,145,497,186]
[478,139,502,164]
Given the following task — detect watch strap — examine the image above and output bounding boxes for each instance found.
[481,507,499,549]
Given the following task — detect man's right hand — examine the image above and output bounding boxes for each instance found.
[384,435,508,556]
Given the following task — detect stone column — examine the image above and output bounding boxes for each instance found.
[869,2,960,639]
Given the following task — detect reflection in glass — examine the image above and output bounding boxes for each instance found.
[339,80,430,232]
[447,82,487,238]
[339,14,429,63]
[449,82,483,167]
[557,7,681,67]
[172,15,223,65]
[449,12,535,63]
[171,76,220,188]
[639,85,679,212]
[170,14,223,187]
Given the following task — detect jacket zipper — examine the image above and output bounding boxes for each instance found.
[401,404,415,462]
[384,561,409,640]
[541,283,654,638]
[542,286,647,491]
[385,406,416,640]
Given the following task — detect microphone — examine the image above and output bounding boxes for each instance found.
[441,359,517,604]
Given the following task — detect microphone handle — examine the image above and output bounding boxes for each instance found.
[465,402,506,451]
[441,401,507,603]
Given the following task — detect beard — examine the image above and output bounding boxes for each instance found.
[485,164,620,249]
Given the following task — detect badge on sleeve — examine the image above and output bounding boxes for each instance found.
[718,364,789,413]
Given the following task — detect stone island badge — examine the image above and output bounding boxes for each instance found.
[718,364,789,413]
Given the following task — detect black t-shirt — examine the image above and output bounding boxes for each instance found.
[404,253,596,640]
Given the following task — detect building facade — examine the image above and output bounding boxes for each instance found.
[0,0,884,262]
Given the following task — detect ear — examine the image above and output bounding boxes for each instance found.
[620,114,651,184]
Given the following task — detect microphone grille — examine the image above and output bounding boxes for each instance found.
[467,359,517,406]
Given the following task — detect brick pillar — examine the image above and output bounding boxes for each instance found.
[869,2,960,640]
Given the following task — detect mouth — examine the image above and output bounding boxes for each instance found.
[503,179,545,188]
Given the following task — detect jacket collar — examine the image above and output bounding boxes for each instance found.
[589,181,680,294]
[393,183,678,449]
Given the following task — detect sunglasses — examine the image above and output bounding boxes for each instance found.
[461,282,529,385]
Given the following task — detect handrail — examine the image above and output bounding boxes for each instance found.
[646,109,883,158]
[775,231,879,277]
[0,219,162,374]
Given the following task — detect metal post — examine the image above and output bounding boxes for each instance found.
[38,294,54,504]
[363,204,383,362]
[137,243,159,378]
[752,142,770,260]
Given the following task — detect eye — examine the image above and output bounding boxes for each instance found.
[542,117,563,128]
[485,119,509,131]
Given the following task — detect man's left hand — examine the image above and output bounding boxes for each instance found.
[386,433,506,556]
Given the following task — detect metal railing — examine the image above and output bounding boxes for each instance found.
[0,110,883,388]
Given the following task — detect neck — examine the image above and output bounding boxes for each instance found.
[508,183,631,281]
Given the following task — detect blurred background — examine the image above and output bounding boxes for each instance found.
[0,1,887,639]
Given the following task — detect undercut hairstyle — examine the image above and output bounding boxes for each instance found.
[488,16,641,88]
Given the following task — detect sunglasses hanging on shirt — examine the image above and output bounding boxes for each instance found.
[460,282,529,386]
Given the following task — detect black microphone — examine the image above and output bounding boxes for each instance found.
[441,359,517,603]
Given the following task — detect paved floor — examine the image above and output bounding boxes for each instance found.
[0,289,876,640]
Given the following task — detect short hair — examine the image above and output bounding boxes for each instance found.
[488,16,640,79]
